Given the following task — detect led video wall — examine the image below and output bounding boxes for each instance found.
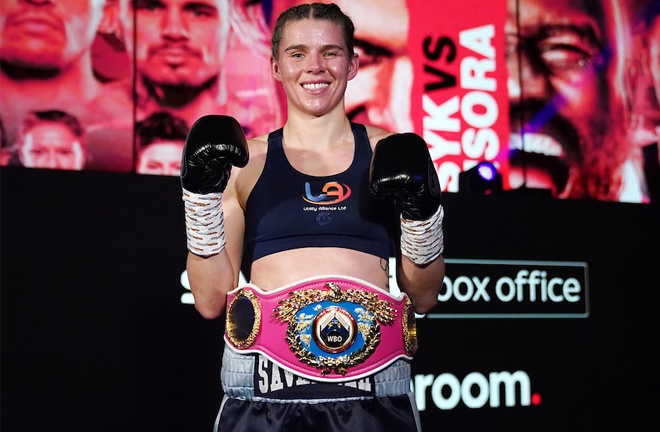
[1,0,658,202]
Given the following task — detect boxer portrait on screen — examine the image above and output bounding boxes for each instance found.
[0,0,133,172]
[135,111,189,176]
[13,110,87,171]
[110,0,280,138]
[625,0,660,202]
[505,0,646,201]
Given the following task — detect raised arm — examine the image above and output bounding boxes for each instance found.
[181,115,249,319]
[369,133,445,313]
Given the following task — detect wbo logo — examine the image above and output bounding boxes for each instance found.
[303,181,352,205]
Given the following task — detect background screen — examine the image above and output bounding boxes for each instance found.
[1,0,658,202]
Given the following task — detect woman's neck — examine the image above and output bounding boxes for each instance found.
[283,109,353,150]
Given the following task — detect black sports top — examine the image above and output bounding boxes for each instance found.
[243,123,394,269]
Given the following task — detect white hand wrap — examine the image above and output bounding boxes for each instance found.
[400,204,444,265]
[182,188,225,257]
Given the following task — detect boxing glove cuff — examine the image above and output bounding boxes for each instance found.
[182,188,226,258]
[400,204,444,265]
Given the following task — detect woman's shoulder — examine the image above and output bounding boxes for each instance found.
[239,134,269,174]
[362,124,395,148]
[231,134,270,205]
[247,133,269,153]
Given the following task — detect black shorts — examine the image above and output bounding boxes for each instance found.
[216,395,420,432]
[215,347,421,431]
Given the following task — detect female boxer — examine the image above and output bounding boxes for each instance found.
[181,3,445,431]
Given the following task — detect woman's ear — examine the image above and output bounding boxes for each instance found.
[271,57,283,82]
[348,53,359,81]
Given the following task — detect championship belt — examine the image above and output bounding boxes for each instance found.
[224,276,418,382]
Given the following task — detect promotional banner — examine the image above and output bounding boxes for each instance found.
[1,0,657,203]
[408,0,510,192]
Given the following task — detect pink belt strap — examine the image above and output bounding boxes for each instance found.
[224,275,418,382]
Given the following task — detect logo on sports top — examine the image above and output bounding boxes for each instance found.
[303,181,352,205]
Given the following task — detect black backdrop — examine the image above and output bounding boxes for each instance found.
[2,167,659,431]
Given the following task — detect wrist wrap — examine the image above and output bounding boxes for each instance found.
[182,188,225,257]
[400,204,444,265]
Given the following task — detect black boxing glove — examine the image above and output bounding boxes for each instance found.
[181,115,249,194]
[369,133,442,220]
[181,115,249,258]
[369,133,444,264]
